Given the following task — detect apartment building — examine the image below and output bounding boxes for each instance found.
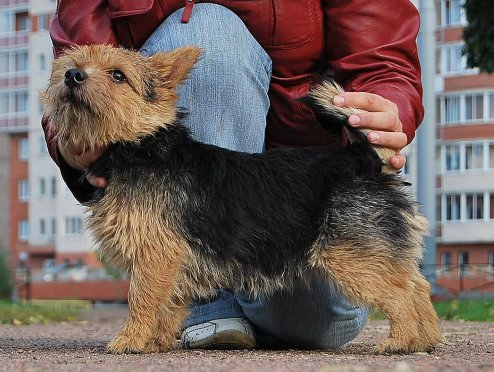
[2,0,493,298]
[435,0,494,292]
[0,0,31,268]
[0,0,97,273]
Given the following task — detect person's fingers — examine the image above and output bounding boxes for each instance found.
[348,112,402,133]
[367,130,408,151]
[334,92,399,115]
[389,153,407,170]
[86,174,108,188]
[74,147,106,168]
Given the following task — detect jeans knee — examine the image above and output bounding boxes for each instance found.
[142,4,271,76]
[249,304,368,349]
[294,309,368,349]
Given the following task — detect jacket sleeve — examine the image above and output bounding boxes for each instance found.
[43,0,118,203]
[324,0,424,143]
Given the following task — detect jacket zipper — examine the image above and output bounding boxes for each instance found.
[181,0,198,23]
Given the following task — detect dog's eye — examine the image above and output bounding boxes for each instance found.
[111,70,126,83]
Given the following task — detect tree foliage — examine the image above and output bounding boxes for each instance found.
[0,247,13,299]
[463,0,494,73]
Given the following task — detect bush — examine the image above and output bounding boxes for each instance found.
[0,247,13,299]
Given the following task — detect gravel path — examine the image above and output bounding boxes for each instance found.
[1,307,493,371]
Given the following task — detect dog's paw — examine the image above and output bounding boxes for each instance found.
[106,334,159,354]
[376,337,417,355]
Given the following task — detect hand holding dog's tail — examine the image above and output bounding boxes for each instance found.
[303,81,397,174]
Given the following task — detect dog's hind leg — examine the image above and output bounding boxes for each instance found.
[311,244,434,354]
[410,268,443,351]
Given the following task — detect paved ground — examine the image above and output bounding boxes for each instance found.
[1,307,493,371]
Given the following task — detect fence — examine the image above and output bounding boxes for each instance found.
[12,264,494,301]
[14,266,129,302]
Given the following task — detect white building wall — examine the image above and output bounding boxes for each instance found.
[27,0,93,260]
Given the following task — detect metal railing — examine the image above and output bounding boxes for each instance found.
[15,266,128,283]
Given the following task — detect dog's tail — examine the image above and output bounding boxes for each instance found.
[302,81,396,174]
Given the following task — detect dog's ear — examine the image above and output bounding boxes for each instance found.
[149,46,202,88]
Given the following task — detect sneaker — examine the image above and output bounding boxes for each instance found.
[181,317,256,350]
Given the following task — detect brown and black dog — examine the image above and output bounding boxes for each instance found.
[42,45,442,355]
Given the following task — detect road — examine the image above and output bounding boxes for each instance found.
[1,307,493,371]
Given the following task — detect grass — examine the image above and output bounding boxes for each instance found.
[370,299,494,322]
[0,300,83,325]
[2,298,493,325]
[434,299,494,322]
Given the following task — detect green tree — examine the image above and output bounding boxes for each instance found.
[463,0,494,73]
[0,247,13,298]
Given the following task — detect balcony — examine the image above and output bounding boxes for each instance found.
[440,220,494,243]
[0,72,29,88]
[0,0,28,8]
[0,113,28,133]
[0,31,28,48]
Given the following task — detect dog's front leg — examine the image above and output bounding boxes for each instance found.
[106,246,185,354]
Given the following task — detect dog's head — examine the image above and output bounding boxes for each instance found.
[42,44,201,151]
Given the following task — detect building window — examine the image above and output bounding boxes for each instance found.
[0,91,29,115]
[39,178,46,196]
[18,220,29,241]
[18,138,29,160]
[0,12,13,33]
[441,251,452,275]
[39,54,46,72]
[444,96,460,123]
[40,219,46,236]
[14,91,28,112]
[0,54,8,74]
[445,143,461,171]
[490,93,494,119]
[458,251,469,277]
[18,179,29,201]
[443,0,464,26]
[15,12,30,32]
[465,143,484,170]
[15,51,28,72]
[442,141,494,172]
[51,177,57,197]
[443,45,466,74]
[465,94,484,121]
[65,217,82,235]
[489,144,494,169]
[446,194,461,221]
[466,193,484,220]
[0,93,8,113]
[439,91,494,124]
[51,218,57,236]
[38,15,48,31]
[458,251,469,265]
[441,251,452,265]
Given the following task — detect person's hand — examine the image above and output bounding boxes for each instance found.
[333,92,408,170]
[58,142,108,188]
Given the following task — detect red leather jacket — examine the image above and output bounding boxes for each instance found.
[44,0,423,202]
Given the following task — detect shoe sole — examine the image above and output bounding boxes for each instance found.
[184,330,256,350]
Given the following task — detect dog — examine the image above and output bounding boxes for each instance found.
[42,44,442,355]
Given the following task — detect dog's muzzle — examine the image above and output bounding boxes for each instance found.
[64,68,87,88]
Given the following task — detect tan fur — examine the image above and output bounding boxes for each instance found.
[42,45,201,152]
[87,185,192,353]
[308,213,441,354]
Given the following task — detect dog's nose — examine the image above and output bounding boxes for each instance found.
[64,68,88,88]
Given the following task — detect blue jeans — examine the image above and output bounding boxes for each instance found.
[140,4,368,349]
